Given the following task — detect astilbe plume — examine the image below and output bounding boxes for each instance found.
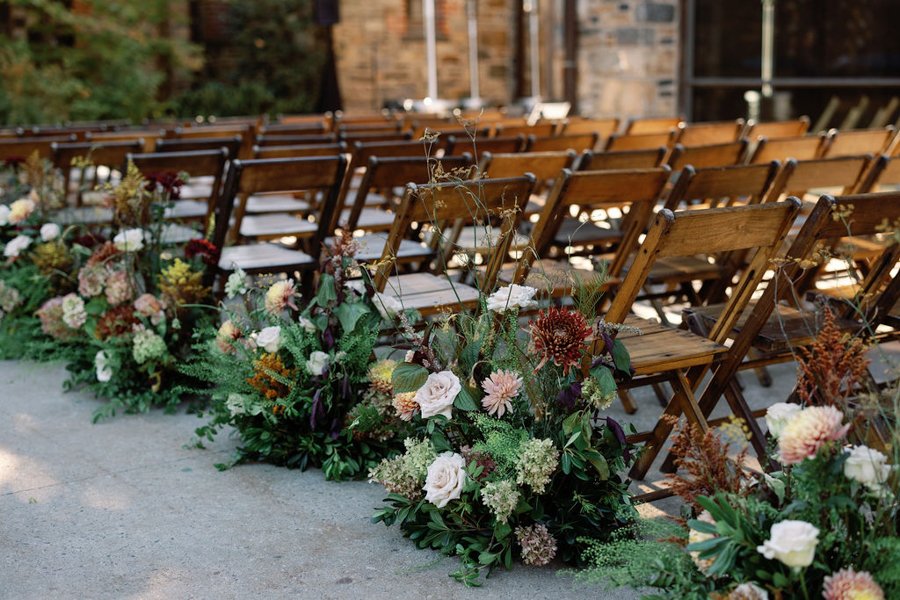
[796,307,870,407]
[246,353,295,401]
[529,306,592,375]
[664,415,749,512]
[86,241,120,267]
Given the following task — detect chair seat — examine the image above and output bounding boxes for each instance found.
[164,200,208,220]
[160,223,202,245]
[553,217,623,247]
[616,316,729,375]
[842,235,892,260]
[55,206,112,225]
[324,233,431,263]
[245,194,311,214]
[497,259,617,298]
[342,207,395,231]
[453,225,531,253]
[180,181,213,200]
[686,302,861,353]
[239,214,318,239]
[218,243,315,274]
[646,255,722,285]
[380,273,480,316]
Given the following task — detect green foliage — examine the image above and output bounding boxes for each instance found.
[172,0,324,117]
[0,0,199,125]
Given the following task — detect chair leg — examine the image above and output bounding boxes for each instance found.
[651,382,669,407]
[617,388,638,414]
[749,349,773,387]
[629,369,708,480]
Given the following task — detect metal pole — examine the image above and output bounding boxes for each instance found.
[467,0,480,101]
[761,0,775,98]
[423,0,438,100]
[525,0,540,99]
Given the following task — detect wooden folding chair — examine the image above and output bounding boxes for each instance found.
[371,175,536,316]
[129,149,229,227]
[445,135,525,156]
[747,134,827,164]
[52,140,143,206]
[328,154,475,264]
[506,167,671,299]
[174,124,253,140]
[745,117,810,139]
[252,143,348,159]
[667,140,748,170]
[155,136,243,159]
[211,155,348,289]
[680,191,900,474]
[525,133,600,153]
[477,150,577,217]
[86,130,163,152]
[259,122,328,136]
[599,200,802,485]
[559,117,620,139]
[822,126,897,158]
[606,130,677,151]
[625,116,683,134]
[675,119,745,146]
[579,147,667,171]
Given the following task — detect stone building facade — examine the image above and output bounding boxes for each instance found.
[331,0,681,118]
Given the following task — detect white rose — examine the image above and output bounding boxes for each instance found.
[844,445,891,491]
[40,223,61,242]
[414,370,461,419]
[0,205,9,226]
[298,316,317,333]
[94,351,113,383]
[423,452,467,508]
[756,520,819,568]
[3,235,31,258]
[486,284,538,313]
[306,350,330,376]
[113,228,145,252]
[374,292,403,320]
[764,402,802,439]
[255,326,282,353]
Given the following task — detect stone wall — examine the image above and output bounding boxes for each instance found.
[332,0,516,112]
[575,0,679,118]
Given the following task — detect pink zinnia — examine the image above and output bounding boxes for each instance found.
[823,568,884,600]
[778,406,849,465]
[481,369,522,417]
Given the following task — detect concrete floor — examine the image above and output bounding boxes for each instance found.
[0,359,799,600]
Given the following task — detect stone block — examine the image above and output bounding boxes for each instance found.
[635,2,675,23]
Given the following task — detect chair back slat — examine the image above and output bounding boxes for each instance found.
[748,134,826,164]
[823,127,895,158]
[478,151,576,186]
[560,117,620,138]
[579,147,667,170]
[763,155,871,201]
[155,136,242,158]
[606,130,676,151]
[746,117,810,139]
[445,135,525,156]
[252,143,347,159]
[676,119,745,146]
[665,162,780,211]
[0,136,77,160]
[625,116,683,134]
[256,134,337,146]
[526,133,600,153]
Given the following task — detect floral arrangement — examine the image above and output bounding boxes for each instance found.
[0,161,217,419]
[577,312,899,599]
[370,281,637,584]
[187,233,411,481]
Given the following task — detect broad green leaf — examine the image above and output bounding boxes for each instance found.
[611,339,631,374]
[454,385,479,411]
[591,364,617,396]
[316,273,337,305]
[335,301,370,334]
[392,363,428,393]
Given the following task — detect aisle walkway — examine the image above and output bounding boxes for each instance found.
[1,361,643,600]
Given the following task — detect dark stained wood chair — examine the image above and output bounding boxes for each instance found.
[625,116,683,134]
[371,175,536,316]
[252,143,348,159]
[745,117,810,139]
[52,140,143,206]
[211,155,348,290]
[579,147,667,171]
[822,126,897,158]
[599,199,802,485]
[746,133,827,164]
[496,123,556,138]
[675,119,745,146]
[559,117,620,139]
[255,133,338,147]
[0,136,77,160]
[155,136,243,160]
[445,134,525,156]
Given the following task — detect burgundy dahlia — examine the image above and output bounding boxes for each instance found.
[144,171,184,199]
[530,306,592,375]
[184,238,220,266]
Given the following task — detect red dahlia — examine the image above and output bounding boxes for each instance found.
[530,306,592,375]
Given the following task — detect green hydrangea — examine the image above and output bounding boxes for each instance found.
[515,438,559,494]
[582,376,615,411]
[369,437,436,498]
[132,329,167,364]
[481,479,520,523]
